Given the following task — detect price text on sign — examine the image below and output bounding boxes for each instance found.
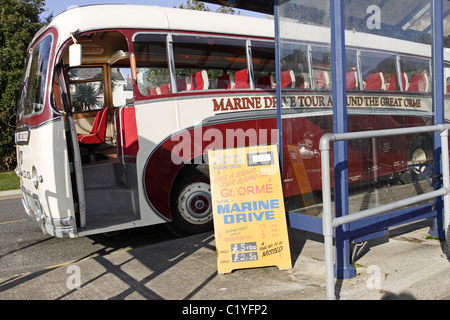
[209,145,292,274]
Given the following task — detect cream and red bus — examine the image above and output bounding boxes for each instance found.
[14,5,449,238]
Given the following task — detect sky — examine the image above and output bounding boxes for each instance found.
[41,0,266,20]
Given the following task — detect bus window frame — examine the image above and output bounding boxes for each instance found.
[251,39,276,89]
[67,65,108,113]
[444,62,450,95]
[279,40,311,90]
[359,49,399,92]
[171,33,249,92]
[109,56,134,108]
[398,54,432,93]
[132,31,281,100]
[20,33,54,120]
[133,32,171,97]
[130,30,439,101]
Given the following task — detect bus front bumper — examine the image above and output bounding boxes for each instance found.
[20,186,77,238]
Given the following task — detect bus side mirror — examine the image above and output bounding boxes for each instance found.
[69,43,82,67]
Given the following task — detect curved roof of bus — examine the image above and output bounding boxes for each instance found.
[43,4,275,46]
[35,4,441,60]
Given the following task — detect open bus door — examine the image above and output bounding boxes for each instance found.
[55,62,86,230]
[15,31,85,238]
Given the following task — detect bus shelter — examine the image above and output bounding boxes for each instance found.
[206,0,450,281]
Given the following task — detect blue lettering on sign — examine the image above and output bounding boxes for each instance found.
[216,199,280,224]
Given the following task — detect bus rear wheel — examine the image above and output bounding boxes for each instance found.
[168,166,213,237]
[400,134,433,184]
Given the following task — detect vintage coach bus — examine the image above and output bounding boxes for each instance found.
[14,5,450,238]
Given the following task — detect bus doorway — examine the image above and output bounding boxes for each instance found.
[57,30,141,235]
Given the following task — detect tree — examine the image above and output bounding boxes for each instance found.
[72,83,103,112]
[177,0,211,11]
[177,0,240,15]
[0,0,47,171]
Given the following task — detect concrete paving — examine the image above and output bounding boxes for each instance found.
[0,189,22,200]
[0,205,448,300]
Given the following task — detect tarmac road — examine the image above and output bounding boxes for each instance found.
[1,190,449,301]
[0,195,177,279]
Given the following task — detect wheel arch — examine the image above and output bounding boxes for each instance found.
[143,132,209,222]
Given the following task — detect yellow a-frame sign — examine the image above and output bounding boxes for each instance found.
[209,145,292,274]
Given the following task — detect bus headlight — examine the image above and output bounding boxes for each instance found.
[31,166,43,189]
[15,167,22,178]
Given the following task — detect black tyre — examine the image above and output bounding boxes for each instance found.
[408,134,433,173]
[400,134,433,184]
[168,165,213,237]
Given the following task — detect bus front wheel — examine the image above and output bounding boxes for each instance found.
[168,165,213,237]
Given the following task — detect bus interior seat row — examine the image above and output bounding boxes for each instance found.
[370,71,429,92]
[147,69,301,95]
[314,70,429,92]
[146,69,430,96]
[148,69,211,95]
[255,70,297,89]
[345,70,429,92]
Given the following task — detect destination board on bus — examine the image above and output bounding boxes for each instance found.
[208,145,292,274]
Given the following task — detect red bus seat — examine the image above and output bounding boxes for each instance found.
[256,74,274,89]
[364,72,385,90]
[195,70,209,90]
[218,73,235,89]
[78,107,108,163]
[280,70,295,88]
[408,73,429,92]
[346,71,358,90]
[387,72,408,91]
[176,77,189,92]
[148,86,161,95]
[234,69,250,89]
[316,71,330,89]
[189,70,209,90]
[296,76,308,88]
[160,83,171,94]
[116,107,139,161]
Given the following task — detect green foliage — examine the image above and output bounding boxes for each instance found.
[177,0,240,15]
[177,0,211,11]
[0,0,47,171]
[0,171,20,191]
[72,83,103,112]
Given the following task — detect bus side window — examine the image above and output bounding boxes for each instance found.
[68,67,105,112]
[133,34,170,97]
[172,35,247,92]
[311,46,331,90]
[111,66,134,107]
[400,56,431,93]
[360,51,396,91]
[22,35,53,117]
[252,40,275,89]
[345,49,358,90]
[52,74,64,112]
[280,42,310,89]
[445,65,450,94]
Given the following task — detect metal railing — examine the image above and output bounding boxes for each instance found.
[320,124,450,300]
